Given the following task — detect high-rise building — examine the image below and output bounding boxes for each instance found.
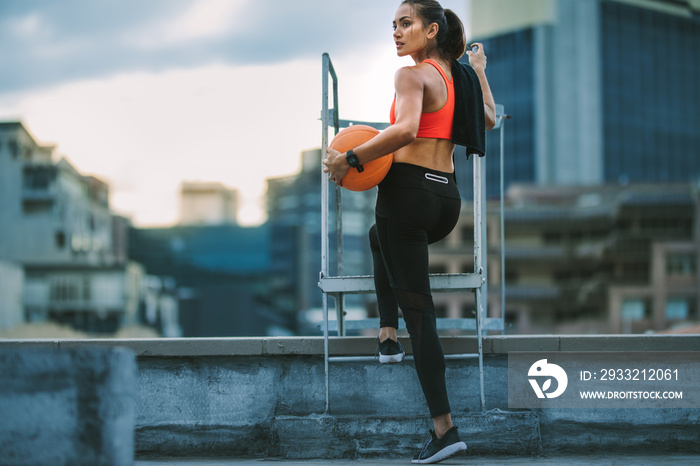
[127,223,274,337]
[265,149,376,333]
[442,1,700,333]
[456,0,700,197]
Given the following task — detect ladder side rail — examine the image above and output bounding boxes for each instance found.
[321,53,330,413]
[335,185,345,336]
[479,152,488,325]
[331,64,340,135]
[331,67,345,336]
[473,151,486,411]
[321,53,338,414]
[498,105,507,335]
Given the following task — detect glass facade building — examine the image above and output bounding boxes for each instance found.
[266,149,376,329]
[455,28,536,199]
[457,0,700,199]
[601,1,700,184]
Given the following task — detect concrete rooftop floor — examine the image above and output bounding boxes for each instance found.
[136,453,700,465]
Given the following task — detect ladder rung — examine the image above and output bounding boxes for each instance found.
[319,273,483,294]
[325,317,504,331]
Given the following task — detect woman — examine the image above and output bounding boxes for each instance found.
[323,0,495,463]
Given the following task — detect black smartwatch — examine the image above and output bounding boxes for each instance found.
[346,149,364,173]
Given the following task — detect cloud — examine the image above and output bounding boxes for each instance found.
[0,60,324,226]
[0,0,397,93]
[129,0,253,49]
[0,0,471,226]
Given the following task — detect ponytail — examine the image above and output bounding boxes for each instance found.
[441,9,466,60]
[401,0,467,60]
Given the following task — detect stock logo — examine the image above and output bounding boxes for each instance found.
[528,359,568,399]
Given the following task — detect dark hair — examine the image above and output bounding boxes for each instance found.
[401,0,466,60]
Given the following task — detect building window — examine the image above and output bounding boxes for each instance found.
[620,262,649,282]
[22,202,51,214]
[22,167,53,190]
[665,298,690,321]
[621,298,647,321]
[8,140,18,158]
[640,218,692,237]
[56,231,66,249]
[666,254,696,276]
[543,231,562,244]
[51,276,80,302]
[82,276,91,301]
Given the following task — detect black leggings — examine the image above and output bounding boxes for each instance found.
[369,162,461,418]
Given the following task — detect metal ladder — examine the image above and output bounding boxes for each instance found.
[318,53,507,413]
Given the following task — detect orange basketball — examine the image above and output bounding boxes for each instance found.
[329,125,393,191]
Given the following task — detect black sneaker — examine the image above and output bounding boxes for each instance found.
[412,426,467,464]
[376,337,405,363]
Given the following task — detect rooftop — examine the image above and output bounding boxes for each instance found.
[2,335,699,464]
[135,453,700,465]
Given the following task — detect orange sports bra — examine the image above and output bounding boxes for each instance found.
[389,59,454,140]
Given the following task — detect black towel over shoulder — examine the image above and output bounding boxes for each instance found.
[451,58,486,158]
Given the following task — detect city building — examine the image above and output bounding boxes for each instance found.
[263,0,698,336]
[426,0,700,334]
[0,121,178,335]
[179,181,239,226]
[23,262,145,332]
[456,0,700,197]
[430,183,700,334]
[0,122,117,266]
[128,223,278,337]
[265,148,377,333]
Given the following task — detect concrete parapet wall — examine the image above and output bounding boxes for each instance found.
[0,347,137,466]
[1,335,699,459]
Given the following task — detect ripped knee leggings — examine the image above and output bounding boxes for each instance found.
[369,162,461,418]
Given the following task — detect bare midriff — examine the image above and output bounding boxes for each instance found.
[393,137,455,173]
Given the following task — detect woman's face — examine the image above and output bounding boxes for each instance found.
[393,4,429,57]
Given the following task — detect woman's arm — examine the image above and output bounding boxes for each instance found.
[467,42,496,131]
[323,66,424,186]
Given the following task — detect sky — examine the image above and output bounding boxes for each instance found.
[0,0,470,226]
